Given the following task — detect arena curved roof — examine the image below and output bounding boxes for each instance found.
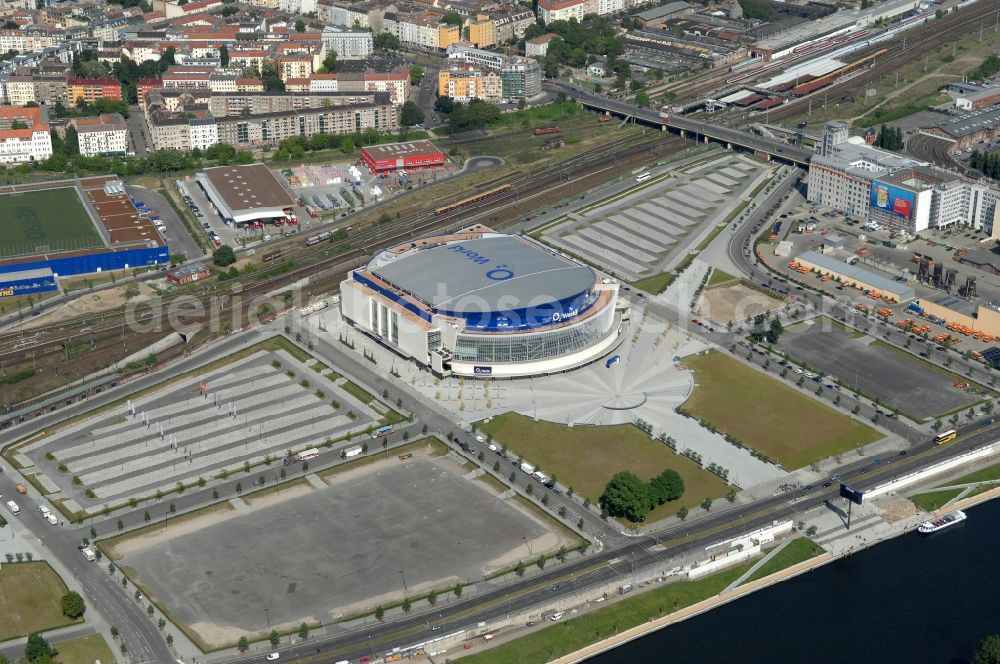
[371,235,596,331]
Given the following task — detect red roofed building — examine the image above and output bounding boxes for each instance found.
[67,78,122,106]
[137,78,162,106]
[236,77,264,92]
[538,0,587,24]
[361,140,444,174]
[0,106,53,164]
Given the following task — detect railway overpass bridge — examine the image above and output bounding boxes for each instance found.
[546,81,814,167]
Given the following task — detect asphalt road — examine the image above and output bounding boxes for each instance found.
[1,323,613,663]
[219,410,1000,664]
[722,173,998,412]
[0,470,171,664]
[543,81,813,165]
[127,105,150,157]
[126,184,204,262]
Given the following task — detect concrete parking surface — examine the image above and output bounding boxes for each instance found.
[775,317,981,418]
[115,449,569,646]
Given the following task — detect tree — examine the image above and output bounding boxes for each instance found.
[269,630,280,646]
[237,636,250,653]
[434,95,455,114]
[298,623,309,640]
[61,591,86,619]
[409,65,424,86]
[634,90,650,108]
[400,101,424,127]
[219,44,229,67]
[213,244,236,266]
[676,506,689,520]
[427,589,438,605]
[25,633,54,662]
[321,49,337,73]
[402,597,412,613]
[454,582,463,597]
[974,635,1000,664]
[10,120,26,130]
[294,19,306,32]
[442,10,463,25]
[701,497,713,511]
[769,318,784,343]
[375,606,385,621]
[599,471,652,522]
[649,469,684,505]
[373,32,400,51]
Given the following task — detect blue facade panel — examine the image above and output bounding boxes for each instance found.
[0,275,58,297]
[0,246,169,278]
[353,271,433,323]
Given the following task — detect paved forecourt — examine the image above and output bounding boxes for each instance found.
[776,318,981,418]
[110,445,573,647]
[26,349,380,508]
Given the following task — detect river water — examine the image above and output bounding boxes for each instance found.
[593,499,1000,664]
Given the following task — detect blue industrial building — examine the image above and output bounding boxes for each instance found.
[0,267,58,297]
[0,245,169,281]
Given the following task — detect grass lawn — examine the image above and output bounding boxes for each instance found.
[742,538,825,585]
[682,351,882,469]
[0,188,102,258]
[129,176,162,189]
[478,413,731,521]
[909,488,963,512]
[707,268,737,287]
[951,462,1000,486]
[341,380,375,405]
[0,562,79,641]
[631,271,676,295]
[54,633,117,664]
[460,559,757,664]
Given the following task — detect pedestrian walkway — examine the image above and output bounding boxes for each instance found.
[723,538,793,592]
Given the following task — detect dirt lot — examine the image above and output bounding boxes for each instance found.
[21,281,158,329]
[696,283,785,325]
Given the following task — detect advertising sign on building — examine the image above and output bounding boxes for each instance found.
[870,181,915,220]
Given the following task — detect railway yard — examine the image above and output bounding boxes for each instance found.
[0,130,685,416]
[7,3,1000,663]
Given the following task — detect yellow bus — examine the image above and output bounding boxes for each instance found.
[934,429,957,445]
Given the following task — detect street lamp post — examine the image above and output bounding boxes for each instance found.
[265,606,270,630]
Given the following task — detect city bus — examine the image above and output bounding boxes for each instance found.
[934,429,957,445]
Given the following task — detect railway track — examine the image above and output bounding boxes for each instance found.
[760,1,1000,121]
[0,131,679,406]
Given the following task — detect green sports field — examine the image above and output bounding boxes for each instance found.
[0,188,103,258]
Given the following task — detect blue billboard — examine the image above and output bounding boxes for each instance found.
[870,181,916,221]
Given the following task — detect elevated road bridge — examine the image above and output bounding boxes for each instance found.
[545,81,814,167]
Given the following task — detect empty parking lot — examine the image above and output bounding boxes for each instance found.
[776,319,982,418]
[107,443,573,647]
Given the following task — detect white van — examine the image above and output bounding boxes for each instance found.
[39,505,50,517]
[81,547,96,562]
[549,612,564,621]
[6,500,19,515]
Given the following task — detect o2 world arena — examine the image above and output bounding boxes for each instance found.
[339,227,626,377]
